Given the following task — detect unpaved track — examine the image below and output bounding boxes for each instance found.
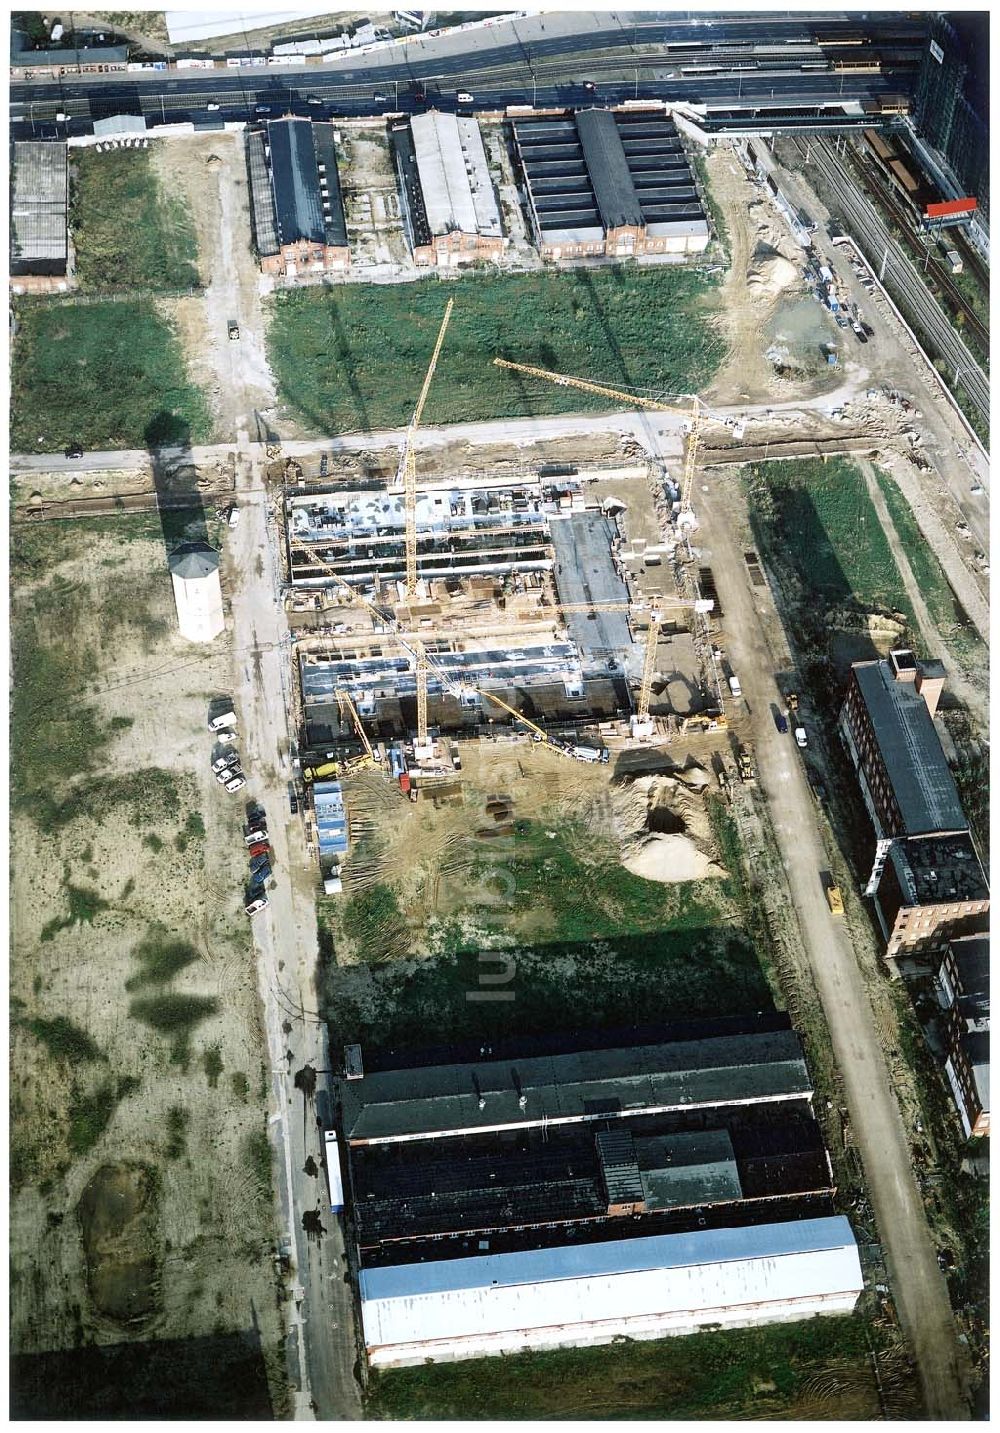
[697,476,971,1420]
[227,462,362,1419]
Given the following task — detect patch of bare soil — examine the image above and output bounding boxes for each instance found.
[700,144,841,408]
[10,519,287,1411]
[613,769,726,884]
[77,1163,159,1323]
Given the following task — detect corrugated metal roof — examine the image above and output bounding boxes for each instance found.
[410,111,487,238]
[93,114,147,137]
[10,141,67,268]
[576,108,643,230]
[360,1216,863,1349]
[246,129,280,257]
[341,1029,811,1142]
[853,660,966,835]
[268,117,325,245]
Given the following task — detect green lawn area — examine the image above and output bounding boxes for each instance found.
[366,1316,890,1420]
[11,299,213,451]
[745,458,914,623]
[873,469,987,676]
[266,266,725,433]
[70,147,199,291]
[320,816,772,1057]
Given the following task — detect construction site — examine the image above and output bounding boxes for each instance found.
[271,302,751,893]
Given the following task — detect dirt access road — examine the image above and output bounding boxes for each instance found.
[696,478,971,1420]
[226,462,362,1418]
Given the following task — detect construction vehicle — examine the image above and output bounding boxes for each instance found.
[787,692,799,713]
[681,712,728,733]
[826,883,845,916]
[302,753,374,783]
[737,745,756,783]
[228,319,240,340]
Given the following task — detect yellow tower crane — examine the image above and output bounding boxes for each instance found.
[398,299,455,598]
[492,357,729,527]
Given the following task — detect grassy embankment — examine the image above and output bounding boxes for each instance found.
[11,147,211,452]
[267,266,726,433]
[366,1315,904,1421]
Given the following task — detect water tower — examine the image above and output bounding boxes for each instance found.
[168,541,224,643]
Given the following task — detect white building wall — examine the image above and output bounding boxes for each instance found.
[170,568,225,642]
[360,1219,864,1367]
[366,1288,862,1368]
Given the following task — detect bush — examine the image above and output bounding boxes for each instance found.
[20,1015,101,1064]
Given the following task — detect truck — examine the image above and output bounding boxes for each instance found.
[572,745,603,763]
[450,742,462,771]
[244,824,268,846]
[728,674,742,698]
[737,745,755,783]
[945,249,963,274]
[786,692,799,712]
[826,883,845,916]
[245,890,269,916]
[228,319,240,340]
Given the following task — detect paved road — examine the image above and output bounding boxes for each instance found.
[698,476,971,1421]
[10,10,922,136]
[800,138,989,428]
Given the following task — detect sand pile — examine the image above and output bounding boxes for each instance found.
[747,248,799,298]
[612,768,724,885]
[623,833,723,883]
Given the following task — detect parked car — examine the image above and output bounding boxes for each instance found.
[795,727,808,749]
[457,91,474,104]
[227,504,240,528]
[248,840,270,858]
[212,753,239,773]
[244,825,268,846]
[209,708,237,731]
[225,773,247,792]
[64,442,83,459]
[216,729,238,747]
[206,102,220,111]
[245,891,269,916]
[775,711,789,734]
[288,782,299,815]
[227,319,239,340]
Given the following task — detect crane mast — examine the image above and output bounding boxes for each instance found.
[399,299,454,599]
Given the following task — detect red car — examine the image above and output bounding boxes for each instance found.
[248,840,270,858]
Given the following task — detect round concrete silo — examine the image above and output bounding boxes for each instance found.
[168,541,225,643]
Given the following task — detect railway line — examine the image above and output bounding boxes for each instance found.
[795,138,989,428]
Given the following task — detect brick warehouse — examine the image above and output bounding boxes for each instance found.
[512,108,710,261]
[246,116,349,277]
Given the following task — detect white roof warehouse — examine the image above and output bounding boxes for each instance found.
[360,1216,864,1366]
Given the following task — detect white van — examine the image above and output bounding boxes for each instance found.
[209,709,237,731]
[728,675,742,698]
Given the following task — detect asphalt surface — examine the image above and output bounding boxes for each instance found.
[11,10,923,134]
[698,476,971,1420]
[799,137,989,428]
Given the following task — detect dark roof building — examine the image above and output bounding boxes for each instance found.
[246,118,349,276]
[338,1028,812,1146]
[840,651,989,968]
[935,934,989,1138]
[512,108,709,260]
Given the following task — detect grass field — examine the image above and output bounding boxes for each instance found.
[745,458,915,625]
[11,299,213,451]
[873,469,987,677]
[266,267,725,433]
[321,811,772,1057]
[366,1315,906,1420]
[70,148,200,292]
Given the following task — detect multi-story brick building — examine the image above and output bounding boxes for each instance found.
[246,117,350,277]
[839,650,988,971]
[934,934,989,1137]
